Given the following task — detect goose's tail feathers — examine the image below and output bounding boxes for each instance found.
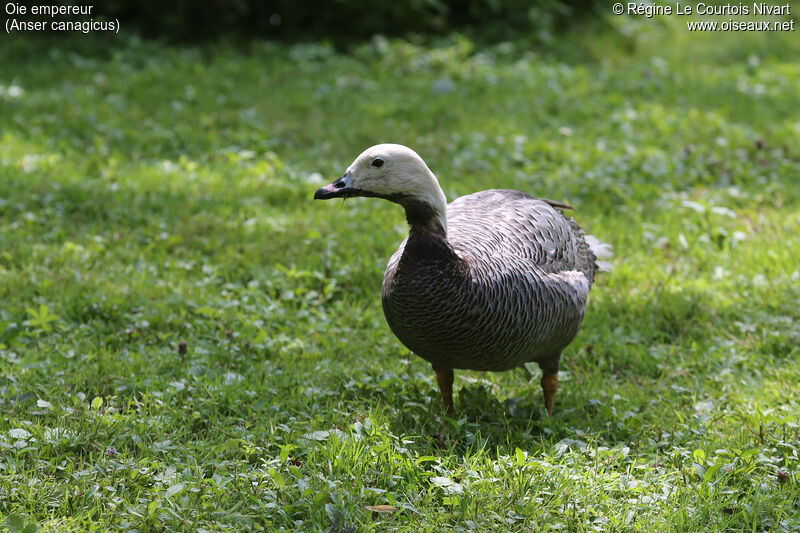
[586,235,613,273]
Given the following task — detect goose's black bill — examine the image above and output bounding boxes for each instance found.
[314,183,344,199]
[314,172,358,200]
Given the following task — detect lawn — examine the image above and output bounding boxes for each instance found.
[1,14,800,532]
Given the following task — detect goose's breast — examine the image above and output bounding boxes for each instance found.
[382,253,588,371]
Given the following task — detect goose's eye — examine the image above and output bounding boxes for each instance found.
[371,158,384,168]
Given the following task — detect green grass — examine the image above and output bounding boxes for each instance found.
[2,15,800,532]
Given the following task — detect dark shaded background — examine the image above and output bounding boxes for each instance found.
[99,0,603,42]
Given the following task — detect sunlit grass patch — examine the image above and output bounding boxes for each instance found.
[1,19,800,532]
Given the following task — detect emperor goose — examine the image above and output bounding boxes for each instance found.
[314,144,611,416]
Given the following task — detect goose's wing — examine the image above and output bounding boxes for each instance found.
[446,189,598,282]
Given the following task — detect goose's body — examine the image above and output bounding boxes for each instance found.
[315,144,611,415]
[383,189,595,372]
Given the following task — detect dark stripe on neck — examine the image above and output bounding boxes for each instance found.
[397,198,456,263]
[373,193,446,237]
[401,198,443,234]
[366,192,456,263]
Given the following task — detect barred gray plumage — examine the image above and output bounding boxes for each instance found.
[315,144,612,416]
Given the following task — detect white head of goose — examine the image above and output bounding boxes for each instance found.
[314,144,449,236]
[315,143,612,416]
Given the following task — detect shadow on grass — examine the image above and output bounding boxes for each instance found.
[335,278,784,459]
[341,365,635,458]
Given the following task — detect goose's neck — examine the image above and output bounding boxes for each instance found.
[401,197,447,239]
[396,196,460,263]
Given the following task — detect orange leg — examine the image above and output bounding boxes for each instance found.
[540,371,558,417]
[434,367,455,414]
